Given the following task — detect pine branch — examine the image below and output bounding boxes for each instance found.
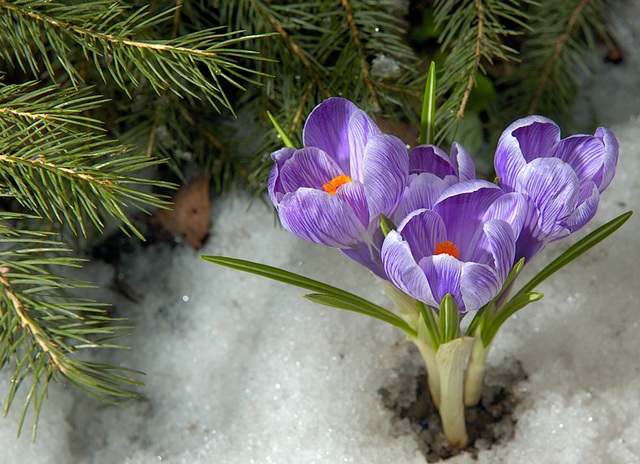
[0,82,172,238]
[499,0,613,122]
[432,0,531,142]
[0,218,142,440]
[340,0,380,110]
[0,1,271,112]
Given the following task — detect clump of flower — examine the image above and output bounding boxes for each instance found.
[206,94,630,450]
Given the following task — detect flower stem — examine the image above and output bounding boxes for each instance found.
[464,335,489,406]
[411,334,441,408]
[436,336,474,449]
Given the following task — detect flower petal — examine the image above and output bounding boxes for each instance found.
[363,134,410,218]
[483,192,527,241]
[460,263,501,313]
[278,188,366,247]
[268,147,296,205]
[495,116,560,190]
[451,142,476,182]
[409,145,456,177]
[335,180,369,228]
[551,135,605,188]
[515,158,580,237]
[303,98,358,173]
[393,173,449,222]
[482,219,516,282]
[433,180,503,261]
[341,234,386,278]
[564,183,600,233]
[594,126,619,191]
[396,209,447,263]
[277,148,343,194]
[419,254,463,311]
[348,109,383,181]
[381,230,437,306]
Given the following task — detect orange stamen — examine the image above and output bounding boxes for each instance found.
[322,174,352,195]
[434,241,459,259]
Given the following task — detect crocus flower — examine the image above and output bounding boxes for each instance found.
[268,98,409,277]
[381,180,523,313]
[495,115,619,262]
[394,143,476,222]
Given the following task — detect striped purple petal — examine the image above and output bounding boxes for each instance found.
[278,188,367,248]
[495,116,561,190]
[381,230,437,306]
[303,98,358,174]
[362,134,409,218]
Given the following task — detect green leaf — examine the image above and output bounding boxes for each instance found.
[481,292,543,347]
[304,293,414,333]
[438,294,459,344]
[201,255,416,336]
[379,213,396,237]
[466,258,525,337]
[417,300,440,350]
[514,211,633,299]
[419,61,437,145]
[267,110,296,148]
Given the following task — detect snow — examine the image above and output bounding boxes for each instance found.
[2,4,640,463]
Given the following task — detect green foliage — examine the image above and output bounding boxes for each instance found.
[431,0,533,142]
[0,216,143,440]
[498,0,614,123]
[0,0,269,438]
[0,82,169,239]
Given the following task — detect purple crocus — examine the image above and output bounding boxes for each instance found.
[268,98,409,277]
[495,115,619,262]
[394,143,476,222]
[381,180,523,313]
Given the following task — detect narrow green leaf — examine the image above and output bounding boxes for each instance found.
[514,211,632,299]
[419,61,437,145]
[481,292,543,347]
[303,293,415,334]
[202,255,415,335]
[379,213,396,237]
[267,110,296,148]
[417,300,440,350]
[466,257,525,337]
[438,294,459,343]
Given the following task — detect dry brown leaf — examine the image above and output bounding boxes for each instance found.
[154,176,211,249]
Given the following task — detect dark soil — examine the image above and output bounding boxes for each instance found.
[379,358,528,462]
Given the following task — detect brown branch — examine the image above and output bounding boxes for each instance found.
[290,81,314,136]
[456,0,485,120]
[0,267,68,374]
[340,0,380,110]
[2,3,219,58]
[256,2,313,71]
[528,0,589,114]
[0,107,51,121]
[0,154,113,188]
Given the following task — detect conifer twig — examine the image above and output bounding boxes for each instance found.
[340,0,380,110]
[528,0,589,114]
[457,0,486,119]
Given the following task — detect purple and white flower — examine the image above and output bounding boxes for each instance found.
[495,115,619,262]
[268,98,409,276]
[394,143,476,222]
[381,180,523,313]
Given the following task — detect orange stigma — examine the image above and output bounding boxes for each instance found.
[434,241,459,259]
[323,174,352,195]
